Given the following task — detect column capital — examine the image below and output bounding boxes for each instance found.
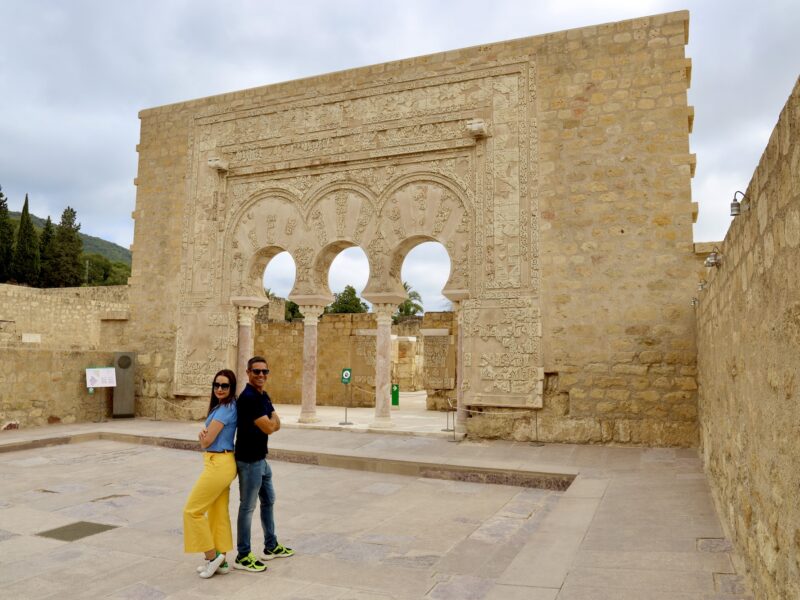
[372,303,395,325]
[300,305,325,325]
[236,305,260,327]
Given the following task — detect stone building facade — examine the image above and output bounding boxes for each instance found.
[127,10,699,444]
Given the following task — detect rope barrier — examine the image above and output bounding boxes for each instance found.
[445,396,537,417]
[152,393,201,421]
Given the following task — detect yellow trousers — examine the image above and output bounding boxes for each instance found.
[183,452,236,553]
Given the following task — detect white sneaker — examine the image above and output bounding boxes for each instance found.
[198,553,226,578]
[197,558,230,575]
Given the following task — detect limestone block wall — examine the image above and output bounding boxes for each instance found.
[128,97,197,418]
[0,349,115,429]
[0,284,130,349]
[255,297,286,323]
[536,11,698,446]
[696,78,800,600]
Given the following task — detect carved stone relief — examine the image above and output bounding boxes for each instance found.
[172,55,542,400]
[461,297,543,407]
[423,334,455,390]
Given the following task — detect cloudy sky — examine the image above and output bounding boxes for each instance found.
[1,1,798,310]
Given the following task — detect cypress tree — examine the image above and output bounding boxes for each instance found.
[53,206,83,287]
[0,186,14,282]
[38,216,57,287]
[10,194,40,285]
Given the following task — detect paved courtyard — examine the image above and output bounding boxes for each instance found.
[0,420,753,599]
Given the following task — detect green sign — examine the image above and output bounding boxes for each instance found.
[391,384,399,406]
[341,368,352,384]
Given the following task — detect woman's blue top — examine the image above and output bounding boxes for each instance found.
[204,402,237,452]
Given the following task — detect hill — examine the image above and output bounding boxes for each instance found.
[9,211,131,265]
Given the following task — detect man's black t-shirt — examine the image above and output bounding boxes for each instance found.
[235,383,275,463]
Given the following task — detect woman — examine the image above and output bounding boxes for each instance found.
[183,369,238,578]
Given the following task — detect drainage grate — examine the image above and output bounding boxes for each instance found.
[37,521,118,542]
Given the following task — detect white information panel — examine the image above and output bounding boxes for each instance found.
[86,367,117,388]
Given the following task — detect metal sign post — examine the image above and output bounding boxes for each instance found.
[339,368,353,425]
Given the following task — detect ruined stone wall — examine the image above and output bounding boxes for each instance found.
[254,312,436,406]
[421,312,456,409]
[0,284,129,349]
[696,77,800,600]
[128,98,196,417]
[536,11,698,446]
[393,316,423,393]
[131,11,697,445]
[0,349,115,429]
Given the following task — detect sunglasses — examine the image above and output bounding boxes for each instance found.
[212,382,231,390]
[250,368,270,375]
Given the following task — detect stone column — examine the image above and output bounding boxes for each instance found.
[234,305,260,395]
[231,297,267,394]
[453,301,467,434]
[298,305,324,423]
[371,303,395,428]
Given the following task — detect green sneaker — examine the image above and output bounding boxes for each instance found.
[233,552,267,572]
[261,543,294,560]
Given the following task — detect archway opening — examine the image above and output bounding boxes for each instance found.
[400,241,451,314]
[326,246,371,312]
[262,251,296,319]
[394,240,452,408]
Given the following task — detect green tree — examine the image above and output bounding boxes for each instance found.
[395,281,424,319]
[38,216,58,287]
[105,261,131,285]
[326,285,369,314]
[0,186,14,282]
[52,206,83,287]
[285,300,304,321]
[10,194,40,285]
[84,252,112,285]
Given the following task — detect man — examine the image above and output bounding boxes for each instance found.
[233,355,294,572]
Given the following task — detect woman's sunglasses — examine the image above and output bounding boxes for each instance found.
[212,382,231,390]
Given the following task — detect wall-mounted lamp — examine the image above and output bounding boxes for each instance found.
[704,249,722,268]
[690,297,699,307]
[697,280,707,291]
[730,191,749,216]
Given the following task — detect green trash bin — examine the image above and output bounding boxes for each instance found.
[391,383,399,406]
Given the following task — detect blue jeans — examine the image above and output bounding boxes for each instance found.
[236,459,277,556]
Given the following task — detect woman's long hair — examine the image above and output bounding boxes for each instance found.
[208,369,237,416]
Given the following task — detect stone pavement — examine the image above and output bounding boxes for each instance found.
[0,417,753,599]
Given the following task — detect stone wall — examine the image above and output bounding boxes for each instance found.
[0,348,116,429]
[696,77,800,600]
[0,284,130,349]
[535,11,698,446]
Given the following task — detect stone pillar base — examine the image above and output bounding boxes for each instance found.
[298,413,320,424]
[369,416,395,429]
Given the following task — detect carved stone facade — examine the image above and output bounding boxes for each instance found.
[129,11,698,444]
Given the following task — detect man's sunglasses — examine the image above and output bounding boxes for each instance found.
[212,382,231,390]
[250,368,270,375]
